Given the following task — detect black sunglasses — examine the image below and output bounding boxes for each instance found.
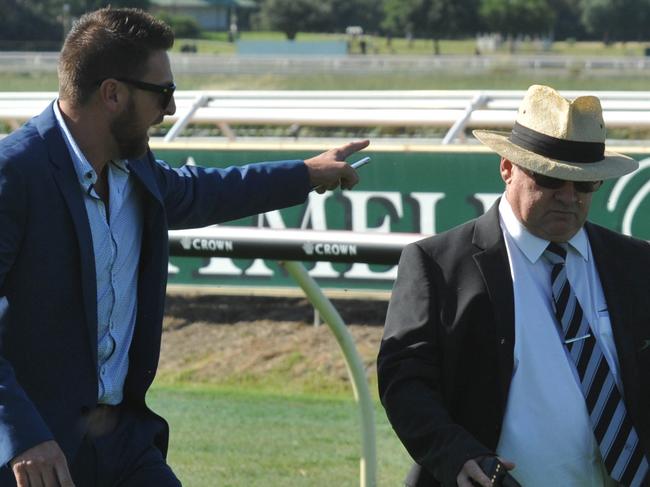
[520,167,602,193]
[114,78,176,110]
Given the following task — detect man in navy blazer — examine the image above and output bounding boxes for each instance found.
[0,8,368,487]
[378,85,650,486]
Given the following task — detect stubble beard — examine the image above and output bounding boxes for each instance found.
[110,98,150,160]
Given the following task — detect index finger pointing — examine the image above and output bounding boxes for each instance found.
[338,139,370,159]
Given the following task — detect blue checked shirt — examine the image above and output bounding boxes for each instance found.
[54,102,143,405]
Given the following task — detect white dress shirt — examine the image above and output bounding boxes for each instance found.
[496,196,621,487]
[53,101,143,405]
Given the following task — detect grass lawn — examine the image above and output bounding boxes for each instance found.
[174,33,650,57]
[3,70,649,92]
[0,72,59,91]
[147,382,412,486]
[170,71,650,91]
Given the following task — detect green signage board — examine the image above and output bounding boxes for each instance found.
[152,142,650,292]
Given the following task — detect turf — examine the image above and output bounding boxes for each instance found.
[148,382,412,486]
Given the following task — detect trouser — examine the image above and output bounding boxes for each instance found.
[69,404,181,487]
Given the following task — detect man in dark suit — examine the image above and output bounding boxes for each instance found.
[0,8,368,487]
[378,85,650,487]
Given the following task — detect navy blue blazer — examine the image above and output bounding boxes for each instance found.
[0,104,310,472]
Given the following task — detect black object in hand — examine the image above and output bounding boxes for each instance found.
[471,456,522,487]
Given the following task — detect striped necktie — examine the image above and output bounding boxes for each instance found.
[544,242,648,486]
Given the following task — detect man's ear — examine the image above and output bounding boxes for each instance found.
[97,79,124,113]
[500,157,513,185]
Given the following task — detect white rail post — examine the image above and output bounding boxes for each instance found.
[281,260,377,487]
[164,94,210,142]
[442,92,487,144]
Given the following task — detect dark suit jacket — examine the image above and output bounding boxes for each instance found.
[377,201,650,487]
[0,104,310,476]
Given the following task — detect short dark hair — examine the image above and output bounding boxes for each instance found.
[58,7,174,107]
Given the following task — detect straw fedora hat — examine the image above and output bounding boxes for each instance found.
[473,84,638,181]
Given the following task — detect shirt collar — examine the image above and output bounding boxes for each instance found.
[111,159,130,174]
[498,194,589,263]
[52,101,129,190]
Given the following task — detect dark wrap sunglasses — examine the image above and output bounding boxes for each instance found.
[520,167,603,193]
[109,78,176,110]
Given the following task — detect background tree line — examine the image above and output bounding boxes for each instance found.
[2,0,650,49]
[0,0,149,48]
[260,0,650,46]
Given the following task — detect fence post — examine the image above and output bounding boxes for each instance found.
[281,260,377,487]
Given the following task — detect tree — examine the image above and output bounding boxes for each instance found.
[0,0,153,48]
[258,0,331,40]
[424,0,480,54]
[546,0,586,41]
[480,0,555,50]
[581,0,650,43]
[155,12,201,39]
[0,0,61,46]
[16,0,150,19]
[382,0,480,54]
[327,0,383,33]
[382,0,414,35]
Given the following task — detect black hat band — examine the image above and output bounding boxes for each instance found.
[508,122,605,163]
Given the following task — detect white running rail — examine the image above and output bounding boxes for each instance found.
[2,90,650,143]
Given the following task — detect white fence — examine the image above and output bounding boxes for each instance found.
[4,52,650,75]
[2,89,650,143]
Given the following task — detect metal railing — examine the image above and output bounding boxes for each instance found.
[2,89,650,144]
[168,226,423,487]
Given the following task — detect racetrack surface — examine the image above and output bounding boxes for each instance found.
[159,292,388,393]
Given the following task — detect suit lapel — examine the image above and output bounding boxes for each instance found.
[122,151,168,398]
[126,151,164,208]
[36,104,98,366]
[471,201,515,416]
[586,224,643,417]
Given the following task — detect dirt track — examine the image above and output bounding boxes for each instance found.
[159,292,389,391]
